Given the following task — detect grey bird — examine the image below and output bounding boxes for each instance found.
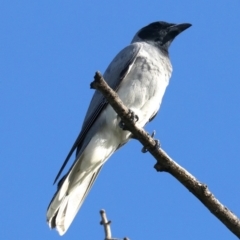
[47,21,191,235]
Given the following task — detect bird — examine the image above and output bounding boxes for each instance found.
[47,21,191,235]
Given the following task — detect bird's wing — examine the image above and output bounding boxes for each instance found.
[53,43,142,184]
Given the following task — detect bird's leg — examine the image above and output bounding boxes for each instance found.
[119,109,139,130]
[141,130,161,153]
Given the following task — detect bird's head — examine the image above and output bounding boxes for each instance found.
[132,21,191,53]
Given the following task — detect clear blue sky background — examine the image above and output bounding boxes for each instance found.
[1,1,240,239]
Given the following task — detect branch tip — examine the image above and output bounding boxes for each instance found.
[100,209,105,214]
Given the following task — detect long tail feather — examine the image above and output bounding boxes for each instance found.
[47,167,102,235]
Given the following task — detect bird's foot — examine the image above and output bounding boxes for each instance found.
[119,109,139,130]
[141,131,161,153]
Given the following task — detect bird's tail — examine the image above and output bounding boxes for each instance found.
[46,167,102,235]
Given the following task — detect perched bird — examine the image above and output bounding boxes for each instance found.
[47,21,191,235]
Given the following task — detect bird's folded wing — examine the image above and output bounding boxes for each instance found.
[53,43,142,184]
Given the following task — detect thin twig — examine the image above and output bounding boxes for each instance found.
[100,209,112,240]
[92,71,240,239]
[100,209,129,240]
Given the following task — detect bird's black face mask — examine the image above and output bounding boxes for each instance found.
[138,21,191,51]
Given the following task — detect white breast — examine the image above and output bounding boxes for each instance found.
[115,42,172,126]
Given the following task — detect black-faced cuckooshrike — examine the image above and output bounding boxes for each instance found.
[47,21,191,235]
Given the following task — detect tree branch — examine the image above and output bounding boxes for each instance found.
[92,71,240,239]
[100,209,129,240]
[100,209,112,240]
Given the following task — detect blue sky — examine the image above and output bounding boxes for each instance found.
[1,1,240,239]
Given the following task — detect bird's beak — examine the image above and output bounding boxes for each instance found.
[162,23,192,45]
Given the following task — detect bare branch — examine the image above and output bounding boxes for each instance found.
[92,71,240,239]
[100,209,112,240]
[100,209,129,240]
